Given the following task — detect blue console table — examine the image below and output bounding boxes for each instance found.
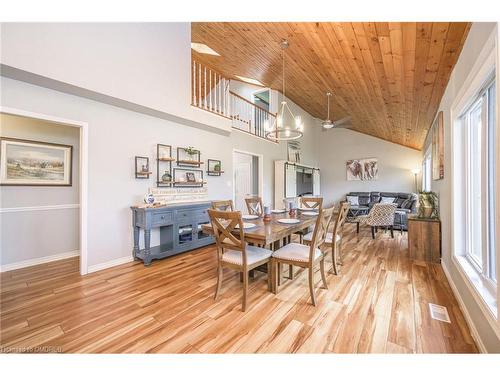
[131,201,214,266]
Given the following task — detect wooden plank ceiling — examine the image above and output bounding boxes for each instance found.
[191,22,471,150]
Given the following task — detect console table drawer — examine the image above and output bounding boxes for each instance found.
[152,212,173,226]
[175,208,208,220]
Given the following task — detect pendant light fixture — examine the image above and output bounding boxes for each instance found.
[265,40,304,141]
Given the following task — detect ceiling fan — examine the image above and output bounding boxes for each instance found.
[321,92,352,130]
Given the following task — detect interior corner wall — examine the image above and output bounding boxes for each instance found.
[318,128,422,206]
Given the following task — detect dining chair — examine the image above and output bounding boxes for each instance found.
[298,196,324,243]
[211,200,234,211]
[354,203,397,239]
[300,196,323,210]
[208,209,272,312]
[245,196,263,217]
[303,202,350,275]
[271,207,334,306]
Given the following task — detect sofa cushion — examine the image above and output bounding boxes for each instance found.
[401,198,414,209]
[380,196,396,204]
[395,197,406,208]
[346,195,359,206]
[358,196,370,205]
[370,192,381,203]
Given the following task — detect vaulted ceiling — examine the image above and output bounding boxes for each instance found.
[191,22,471,150]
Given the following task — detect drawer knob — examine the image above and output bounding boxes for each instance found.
[161,216,165,220]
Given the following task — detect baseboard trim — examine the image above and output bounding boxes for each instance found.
[87,255,134,274]
[0,250,79,272]
[441,261,488,353]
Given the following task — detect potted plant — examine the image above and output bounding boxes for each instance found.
[185,146,198,161]
[417,191,439,219]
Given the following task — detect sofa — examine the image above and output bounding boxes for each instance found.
[343,191,417,231]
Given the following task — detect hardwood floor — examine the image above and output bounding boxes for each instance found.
[0,226,477,353]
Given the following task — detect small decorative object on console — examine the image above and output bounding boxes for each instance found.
[144,193,155,204]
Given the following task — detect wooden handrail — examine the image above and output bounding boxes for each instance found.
[229,91,276,117]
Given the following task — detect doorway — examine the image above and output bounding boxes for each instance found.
[233,149,263,212]
[0,107,88,275]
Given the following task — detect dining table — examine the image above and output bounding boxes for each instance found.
[201,209,319,250]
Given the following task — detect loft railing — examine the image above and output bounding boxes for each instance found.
[191,59,230,118]
[230,91,276,140]
[191,60,276,141]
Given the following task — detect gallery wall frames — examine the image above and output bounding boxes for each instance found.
[157,144,174,187]
[135,156,152,179]
[173,168,206,187]
[207,159,224,176]
[0,137,73,186]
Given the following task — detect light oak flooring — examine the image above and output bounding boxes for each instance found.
[0,226,477,353]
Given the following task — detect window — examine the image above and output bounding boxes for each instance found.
[253,89,270,112]
[422,147,432,192]
[455,77,497,300]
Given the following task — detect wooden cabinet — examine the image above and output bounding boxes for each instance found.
[408,216,441,263]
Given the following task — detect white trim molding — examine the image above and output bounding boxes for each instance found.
[87,256,134,274]
[441,261,488,353]
[0,203,80,213]
[0,250,79,273]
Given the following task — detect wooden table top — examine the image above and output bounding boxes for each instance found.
[201,210,319,246]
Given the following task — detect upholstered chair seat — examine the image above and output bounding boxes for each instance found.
[222,246,272,266]
[273,243,322,263]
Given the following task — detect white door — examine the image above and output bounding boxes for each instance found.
[234,151,256,212]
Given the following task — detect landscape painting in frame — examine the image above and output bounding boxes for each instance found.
[346,158,378,181]
[0,138,72,186]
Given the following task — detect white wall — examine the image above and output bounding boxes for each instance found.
[318,128,422,206]
[0,22,231,133]
[0,114,80,266]
[0,75,319,268]
[422,22,500,352]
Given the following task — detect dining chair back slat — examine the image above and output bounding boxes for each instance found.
[245,196,263,217]
[211,200,234,212]
[300,197,323,210]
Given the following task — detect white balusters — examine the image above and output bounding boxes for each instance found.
[191,60,230,118]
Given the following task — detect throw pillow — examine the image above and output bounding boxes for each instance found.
[395,197,406,208]
[346,195,359,206]
[380,196,396,204]
[402,198,414,209]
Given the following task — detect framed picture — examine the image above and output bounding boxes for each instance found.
[287,140,302,163]
[207,159,223,176]
[0,137,72,186]
[346,158,378,181]
[432,111,444,180]
[185,172,196,182]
